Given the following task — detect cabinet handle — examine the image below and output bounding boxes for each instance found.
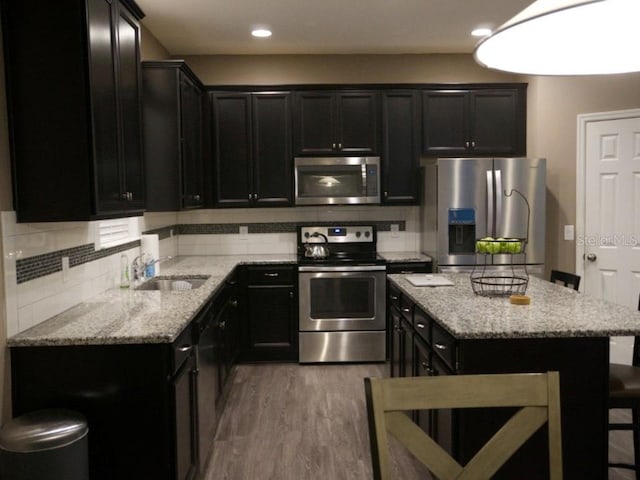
[421,361,430,371]
[177,344,192,353]
[194,194,201,201]
[390,295,399,301]
[434,342,447,351]
[248,194,252,201]
[289,291,294,299]
[121,192,128,200]
[230,299,238,308]
[338,143,342,150]
[471,141,476,148]
[264,272,279,277]
[219,321,226,330]
[465,141,470,148]
[402,307,411,313]
[416,323,425,329]
[332,143,336,150]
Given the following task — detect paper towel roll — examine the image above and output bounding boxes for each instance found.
[140,234,160,275]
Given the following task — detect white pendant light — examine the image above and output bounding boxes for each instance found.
[474,0,640,75]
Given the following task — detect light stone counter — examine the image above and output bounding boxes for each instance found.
[8,255,297,347]
[389,273,640,339]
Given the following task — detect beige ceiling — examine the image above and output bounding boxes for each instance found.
[137,0,535,56]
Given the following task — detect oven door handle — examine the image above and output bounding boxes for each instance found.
[298,265,387,272]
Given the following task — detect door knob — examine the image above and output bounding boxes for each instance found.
[585,253,597,262]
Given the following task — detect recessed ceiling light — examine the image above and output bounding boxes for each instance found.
[251,29,272,38]
[471,28,492,37]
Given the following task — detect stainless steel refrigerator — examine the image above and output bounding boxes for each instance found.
[421,157,546,275]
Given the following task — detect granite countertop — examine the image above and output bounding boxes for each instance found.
[8,255,297,348]
[379,252,433,263]
[389,273,640,339]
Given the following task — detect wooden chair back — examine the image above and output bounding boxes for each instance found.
[550,270,581,291]
[364,372,563,480]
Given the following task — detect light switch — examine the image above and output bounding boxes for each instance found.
[564,225,574,241]
[62,256,69,283]
[239,225,248,240]
[390,224,400,238]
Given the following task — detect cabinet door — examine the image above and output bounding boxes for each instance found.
[116,3,144,211]
[422,90,468,157]
[336,91,379,154]
[389,307,403,377]
[252,93,293,206]
[180,74,204,208]
[246,286,297,361]
[414,337,433,436]
[211,93,252,207]
[172,353,198,480]
[381,91,420,204]
[294,91,335,155]
[401,318,414,378]
[469,89,525,156]
[431,353,454,456]
[88,0,122,214]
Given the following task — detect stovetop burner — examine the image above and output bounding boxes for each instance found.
[297,224,382,265]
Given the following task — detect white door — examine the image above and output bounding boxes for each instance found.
[580,113,640,364]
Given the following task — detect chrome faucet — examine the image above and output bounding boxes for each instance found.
[132,254,174,282]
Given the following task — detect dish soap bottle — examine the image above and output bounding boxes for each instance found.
[120,254,130,289]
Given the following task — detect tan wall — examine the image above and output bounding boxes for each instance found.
[140,23,171,61]
[180,53,521,85]
[526,74,640,275]
[0,22,11,423]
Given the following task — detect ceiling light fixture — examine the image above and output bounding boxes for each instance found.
[471,28,492,37]
[474,0,640,75]
[251,28,272,38]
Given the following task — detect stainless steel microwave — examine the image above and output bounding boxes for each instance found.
[294,156,380,205]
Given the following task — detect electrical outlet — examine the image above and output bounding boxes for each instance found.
[62,256,69,283]
[564,225,575,241]
[239,225,248,240]
[390,224,400,238]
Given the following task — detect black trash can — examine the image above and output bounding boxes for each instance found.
[0,409,89,480]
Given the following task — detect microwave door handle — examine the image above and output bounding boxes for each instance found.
[494,169,503,236]
[486,170,494,237]
[362,164,367,195]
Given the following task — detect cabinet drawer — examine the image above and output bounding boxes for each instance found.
[172,323,195,375]
[432,322,456,370]
[247,265,295,285]
[413,307,431,344]
[386,262,433,274]
[399,295,413,322]
[388,283,402,310]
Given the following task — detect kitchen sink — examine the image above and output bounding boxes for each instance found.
[135,275,210,291]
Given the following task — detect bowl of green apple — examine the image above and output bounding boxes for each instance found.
[475,237,524,254]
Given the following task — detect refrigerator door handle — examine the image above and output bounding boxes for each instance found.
[486,170,494,237]
[494,169,503,235]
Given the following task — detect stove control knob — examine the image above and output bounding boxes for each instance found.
[365,231,371,238]
[356,231,361,238]
[304,232,310,239]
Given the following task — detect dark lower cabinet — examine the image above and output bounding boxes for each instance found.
[385,261,433,275]
[242,265,298,362]
[388,281,609,480]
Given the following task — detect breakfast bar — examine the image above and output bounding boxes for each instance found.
[387,273,640,480]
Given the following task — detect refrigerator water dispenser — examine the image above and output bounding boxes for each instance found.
[448,208,476,254]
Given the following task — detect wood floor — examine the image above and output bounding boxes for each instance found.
[203,363,637,480]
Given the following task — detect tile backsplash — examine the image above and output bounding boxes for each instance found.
[2,205,419,337]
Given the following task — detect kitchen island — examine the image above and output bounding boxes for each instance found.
[388,273,640,480]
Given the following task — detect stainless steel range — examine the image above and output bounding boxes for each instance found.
[297,225,386,363]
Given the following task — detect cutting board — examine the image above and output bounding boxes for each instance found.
[405,274,455,287]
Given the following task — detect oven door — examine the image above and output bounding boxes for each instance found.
[298,265,386,331]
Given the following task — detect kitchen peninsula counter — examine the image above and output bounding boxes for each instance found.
[7,255,296,347]
[387,272,640,480]
[388,273,640,339]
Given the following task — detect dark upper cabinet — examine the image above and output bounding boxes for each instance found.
[294,90,379,155]
[210,92,292,207]
[422,86,526,157]
[142,61,204,211]
[381,90,421,204]
[1,0,145,221]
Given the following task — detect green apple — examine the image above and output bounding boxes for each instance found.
[507,239,523,253]
[475,240,487,253]
[487,239,501,254]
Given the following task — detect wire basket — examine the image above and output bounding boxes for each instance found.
[470,274,528,297]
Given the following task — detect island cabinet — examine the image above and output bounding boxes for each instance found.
[1,0,146,221]
[142,61,205,211]
[241,265,298,362]
[381,91,421,204]
[210,92,293,207]
[293,90,380,156]
[422,85,526,157]
[387,278,610,480]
